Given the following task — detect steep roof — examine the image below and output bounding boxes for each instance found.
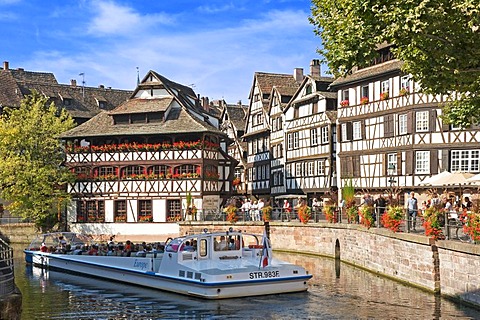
[60,107,223,138]
[252,72,300,99]
[224,104,247,131]
[61,71,224,139]
[330,60,403,87]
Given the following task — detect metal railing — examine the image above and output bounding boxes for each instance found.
[0,237,15,296]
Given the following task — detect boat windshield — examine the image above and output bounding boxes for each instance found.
[165,238,184,252]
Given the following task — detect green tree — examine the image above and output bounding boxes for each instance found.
[310,0,480,126]
[0,90,75,230]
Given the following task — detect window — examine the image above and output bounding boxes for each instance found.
[415,151,430,173]
[308,161,315,176]
[321,126,329,144]
[381,80,389,94]
[77,200,105,223]
[175,164,198,175]
[122,165,143,178]
[361,85,369,99]
[149,165,170,176]
[293,132,299,149]
[341,123,348,142]
[311,128,319,146]
[167,199,181,220]
[399,114,408,135]
[114,200,127,222]
[451,150,480,172]
[306,84,312,95]
[64,98,71,106]
[256,113,263,125]
[341,90,349,101]
[353,121,362,140]
[97,166,116,179]
[138,200,152,221]
[415,111,429,132]
[387,153,397,174]
[295,163,303,176]
[317,160,325,175]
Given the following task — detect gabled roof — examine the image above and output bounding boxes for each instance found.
[224,104,247,131]
[8,68,58,84]
[0,70,23,106]
[330,60,403,87]
[284,75,336,112]
[249,72,300,100]
[61,71,224,139]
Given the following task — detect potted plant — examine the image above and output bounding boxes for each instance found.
[360,96,369,105]
[359,205,374,229]
[324,205,337,223]
[262,205,273,222]
[380,92,389,100]
[340,99,349,107]
[342,179,357,223]
[224,204,238,223]
[399,87,409,96]
[298,204,311,224]
[422,206,444,240]
[462,211,480,243]
[381,205,404,232]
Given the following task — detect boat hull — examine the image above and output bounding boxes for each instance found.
[24,251,311,299]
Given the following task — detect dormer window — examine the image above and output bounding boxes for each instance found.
[99,101,106,109]
[64,98,71,106]
[306,84,312,95]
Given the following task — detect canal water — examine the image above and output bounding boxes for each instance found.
[11,244,479,319]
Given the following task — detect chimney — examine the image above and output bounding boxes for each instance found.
[310,59,321,78]
[99,84,105,89]
[3,61,9,70]
[294,68,303,82]
[71,79,77,87]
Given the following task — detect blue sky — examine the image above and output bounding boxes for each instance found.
[1,0,323,103]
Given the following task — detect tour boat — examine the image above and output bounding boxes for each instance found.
[24,230,312,299]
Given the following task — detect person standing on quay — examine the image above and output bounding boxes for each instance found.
[407,192,418,231]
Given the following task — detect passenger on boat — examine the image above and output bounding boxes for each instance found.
[72,245,83,255]
[123,240,132,257]
[228,238,236,250]
[40,242,47,252]
[215,236,228,251]
[88,245,98,256]
[181,241,194,252]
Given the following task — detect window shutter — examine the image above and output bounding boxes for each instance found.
[430,150,438,174]
[346,122,353,141]
[397,152,402,175]
[384,114,391,137]
[382,153,387,176]
[337,124,342,143]
[361,120,366,139]
[354,156,361,178]
[430,110,437,132]
[441,149,449,171]
[405,150,414,175]
[407,111,414,134]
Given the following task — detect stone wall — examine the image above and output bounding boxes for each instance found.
[436,240,480,306]
[0,223,37,244]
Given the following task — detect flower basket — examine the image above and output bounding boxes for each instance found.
[360,96,369,105]
[422,206,444,240]
[346,205,358,223]
[324,206,337,223]
[224,205,238,223]
[139,215,153,222]
[232,178,241,186]
[462,212,480,243]
[380,92,389,100]
[359,205,375,229]
[114,216,126,222]
[399,87,409,96]
[381,206,403,232]
[298,205,311,224]
[262,206,273,222]
[340,100,349,107]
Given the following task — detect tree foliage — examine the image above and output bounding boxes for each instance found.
[0,90,75,230]
[310,0,480,126]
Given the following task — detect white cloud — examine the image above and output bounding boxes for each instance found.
[87,1,174,36]
[197,3,236,14]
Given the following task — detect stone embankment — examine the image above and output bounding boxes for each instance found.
[2,222,479,309]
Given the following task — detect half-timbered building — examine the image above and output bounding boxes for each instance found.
[61,71,237,231]
[283,60,337,203]
[243,71,302,200]
[332,45,480,198]
[219,101,248,195]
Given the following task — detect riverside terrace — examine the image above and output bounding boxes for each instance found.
[196,204,477,243]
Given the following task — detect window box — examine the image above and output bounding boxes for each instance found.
[360,97,369,105]
[380,92,389,100]
[399,87,409,96]
[340,100,349,107]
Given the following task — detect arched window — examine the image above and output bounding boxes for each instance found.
[121,166,144,179]
[306,84,312,95]
[148,165,170,175]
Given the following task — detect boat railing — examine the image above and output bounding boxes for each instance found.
[0,237,15,296]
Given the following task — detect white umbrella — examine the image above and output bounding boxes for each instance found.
[467,173,480,185]
[420,171,474,187]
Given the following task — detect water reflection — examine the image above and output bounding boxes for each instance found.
[12,244,478,320]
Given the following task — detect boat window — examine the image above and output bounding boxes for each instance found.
[199,239,207,257]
